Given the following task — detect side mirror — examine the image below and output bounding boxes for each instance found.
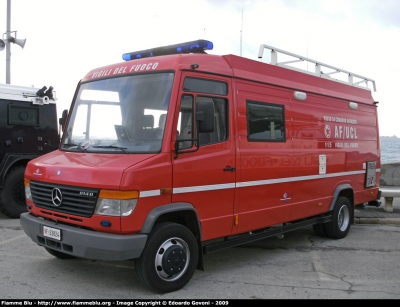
[196,100,214,133]
[59,109,68,132]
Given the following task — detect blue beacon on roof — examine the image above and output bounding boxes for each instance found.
[122,39,214,61]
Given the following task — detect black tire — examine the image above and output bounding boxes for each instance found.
[0,166,28,218]
[135,222,199,293]
[44,247,76,259]
[325,196,352,239]
[312,223,328,237]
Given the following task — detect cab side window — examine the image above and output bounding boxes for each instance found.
[177,95,194,149]
[177,95,228,149]
[197,96,227,146]
[247,100,285,142]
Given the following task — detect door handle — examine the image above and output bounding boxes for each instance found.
[223,167,236,172]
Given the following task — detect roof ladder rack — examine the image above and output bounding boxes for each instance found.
[258,44,376,92]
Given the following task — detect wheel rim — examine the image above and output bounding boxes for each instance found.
[155,237,190,281]
[338,204,350,231]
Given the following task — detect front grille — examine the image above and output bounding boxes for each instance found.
[30,181,99,218]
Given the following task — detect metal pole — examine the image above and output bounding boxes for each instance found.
[240,9,243,56]
[6,0,11,84]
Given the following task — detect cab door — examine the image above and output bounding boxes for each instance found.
[172,74,235,241]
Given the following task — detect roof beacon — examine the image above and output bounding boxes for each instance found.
[122,39,213,61]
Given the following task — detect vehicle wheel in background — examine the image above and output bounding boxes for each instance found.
[0,166,27,218]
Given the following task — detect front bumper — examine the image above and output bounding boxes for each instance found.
[20,213,147,261]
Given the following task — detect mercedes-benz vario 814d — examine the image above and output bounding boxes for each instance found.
[20,40,381,293]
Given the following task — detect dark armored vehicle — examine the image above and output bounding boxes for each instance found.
[0,83,64,218]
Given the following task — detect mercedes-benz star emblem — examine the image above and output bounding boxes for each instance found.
[52,188,62,206]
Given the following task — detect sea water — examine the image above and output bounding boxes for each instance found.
[380,137,400,163]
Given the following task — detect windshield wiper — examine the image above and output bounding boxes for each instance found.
[92,145,128,153]
[62,143,87,152]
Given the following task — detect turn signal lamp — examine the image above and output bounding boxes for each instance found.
[122,39,213,61]
[24,178,32,201]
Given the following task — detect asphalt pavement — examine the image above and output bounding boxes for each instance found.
[354,196,400,225]
[1,195,399,299]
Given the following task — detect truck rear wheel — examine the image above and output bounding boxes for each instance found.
[0,166,27,218]
[134,222,198,293]
[325,196,351,239]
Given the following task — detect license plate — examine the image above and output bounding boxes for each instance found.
[43,226,61,241]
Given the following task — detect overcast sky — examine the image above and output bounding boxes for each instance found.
[1,0,400,136]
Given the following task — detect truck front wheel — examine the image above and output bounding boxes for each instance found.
[135,222,199,293]
[0,166,27,218]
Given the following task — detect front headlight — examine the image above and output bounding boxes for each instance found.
[94,190,139,217]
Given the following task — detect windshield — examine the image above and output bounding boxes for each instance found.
[61,72,174,153]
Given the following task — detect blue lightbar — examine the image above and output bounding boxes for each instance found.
[122,39,213,61]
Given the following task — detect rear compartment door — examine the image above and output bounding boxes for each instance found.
[233,80,294,234]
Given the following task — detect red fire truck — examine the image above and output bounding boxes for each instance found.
[20,40,381,293]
